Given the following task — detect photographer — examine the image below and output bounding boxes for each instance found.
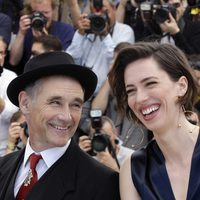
[6,110,28,154]
[67,0,134,94]
[0,35,18,157]
[78,114,134,172]
[9,0,75,75]
[116,0,162,41]
[158,0,200,54]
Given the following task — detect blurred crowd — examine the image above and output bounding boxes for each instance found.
[0,0,200,171]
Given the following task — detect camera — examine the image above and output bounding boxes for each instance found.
[87,13,108,33]
[154,4,177,24]
[86,0,108,34]
[90,110,112,152]
[139,0,176,23]
[29,11,47,31]
[20,122,29,138]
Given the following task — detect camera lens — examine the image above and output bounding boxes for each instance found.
[30,12,47,31]
[90,15,106,33]
[32,18,45,30]
[92,134,108,152]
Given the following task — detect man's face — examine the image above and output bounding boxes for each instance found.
[101,121,118,148]
[91,0,116,26]
[0,40,6,67]
[168,0,185,21]
[31,0,54,28]
[19,75,84,152]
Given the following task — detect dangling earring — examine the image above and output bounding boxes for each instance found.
[177,103,182,128]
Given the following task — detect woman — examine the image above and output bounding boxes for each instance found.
[108,42,200,199]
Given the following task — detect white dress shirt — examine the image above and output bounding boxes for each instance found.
[66,22,135,93]
[14,138,71,197]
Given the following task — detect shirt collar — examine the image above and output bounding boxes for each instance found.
[23,138,71,168]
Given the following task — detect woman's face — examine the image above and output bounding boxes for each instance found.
[124,57,187,132]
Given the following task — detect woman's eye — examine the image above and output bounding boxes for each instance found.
[146,81,157,87]
[126,89,136,96]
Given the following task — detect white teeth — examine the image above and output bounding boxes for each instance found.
[142,106,159,115]
[50,123,68,130]
[54,126,67,130]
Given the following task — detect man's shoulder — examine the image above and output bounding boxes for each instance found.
[0,150,22,170]
[78,146,117,176]
[2,68,17,78]
[114,21,133,32]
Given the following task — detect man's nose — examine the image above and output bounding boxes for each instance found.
[57,105,72,121]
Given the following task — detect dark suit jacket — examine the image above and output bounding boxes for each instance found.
[0,139,120,200]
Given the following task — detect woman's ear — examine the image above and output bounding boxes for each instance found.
[18,91,31,114]
[177,76,188,97]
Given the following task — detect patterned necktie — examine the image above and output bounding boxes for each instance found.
[16,153,42,200]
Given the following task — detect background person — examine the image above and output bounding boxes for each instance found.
[0,51,120,200]
[78,115,134,172]
[0,36,18,157]
[31,34,63,57]
[9,0,75,75]
[158,0,200,54]
[6,110,28,154]
[108,42,199,199]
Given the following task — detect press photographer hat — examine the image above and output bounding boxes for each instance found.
[7,51,97,106]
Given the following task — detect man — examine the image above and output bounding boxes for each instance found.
[0,36,18,156]
[159,0,200,54]
[9,0,75,74]
[0,51,120,200]
[78,115,134,172]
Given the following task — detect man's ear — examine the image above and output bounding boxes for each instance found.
[177,76,188,97]
[18,91,31,114]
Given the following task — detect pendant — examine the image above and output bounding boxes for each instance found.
[24,169,33,186]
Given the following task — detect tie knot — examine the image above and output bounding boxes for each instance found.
[29,153,42,170]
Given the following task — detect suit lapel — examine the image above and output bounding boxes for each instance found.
[26,139,81,200]
[0,149,25,200]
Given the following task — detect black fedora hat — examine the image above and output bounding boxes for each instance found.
[7,51,97,106]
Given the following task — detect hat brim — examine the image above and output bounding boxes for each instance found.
[7,64,97,106]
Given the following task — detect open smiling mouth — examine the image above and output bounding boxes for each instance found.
[49,123,69,131]
[141,105,159,118]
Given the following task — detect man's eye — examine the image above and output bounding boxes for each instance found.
[71,103,82,110]
[50,101,60,105]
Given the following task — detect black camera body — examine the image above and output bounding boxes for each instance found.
[87,13,108,33]
[154,4,177,24]
[29,11,47,31]
[139,0,176,23]
[90,110,112,152]
[20,122,29,138]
